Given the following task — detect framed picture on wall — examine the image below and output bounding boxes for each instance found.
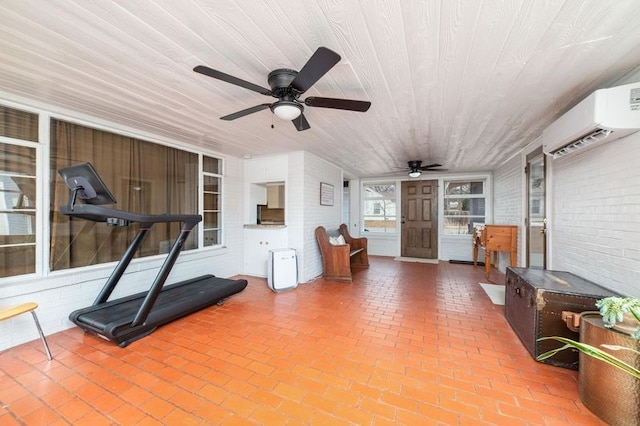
[320,182,334,206]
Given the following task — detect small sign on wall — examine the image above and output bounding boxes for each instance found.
[320,182,334,206]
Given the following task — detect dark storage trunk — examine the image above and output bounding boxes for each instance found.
[504,267,619,370]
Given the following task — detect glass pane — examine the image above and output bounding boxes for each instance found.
[49,119,199,270]
[445,181,483,195]
[0,213,36,242]
[0,106,38,142]
[1,144,36,176]
[203,156,221,174]
[0,142,37,278]
[528,152,545,268]
[0,245,35,277]
[204,193,219,210]
[204,229,220,246]
[203,175,220,193]
[204,212,220,229]
[1,175,37,210]
[363,217,397,233]
[442,216,485,234]
[364,184,395,199]
[444,198,485,216]
[363,198,396,233]
[529,158,545,221]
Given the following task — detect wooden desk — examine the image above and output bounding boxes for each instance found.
[473,225,517,280]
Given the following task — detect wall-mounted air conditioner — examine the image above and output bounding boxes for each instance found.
[542,82,640,159]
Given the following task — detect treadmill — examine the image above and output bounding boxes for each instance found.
[59,163,247,347]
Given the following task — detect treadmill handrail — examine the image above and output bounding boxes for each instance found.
[60,202,202,327]
[60,204,202,227]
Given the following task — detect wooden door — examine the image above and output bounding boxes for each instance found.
[401,180,438,258]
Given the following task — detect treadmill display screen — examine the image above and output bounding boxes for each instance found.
[58,162,117,205]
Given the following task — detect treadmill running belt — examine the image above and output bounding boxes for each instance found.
[70,275,247,346]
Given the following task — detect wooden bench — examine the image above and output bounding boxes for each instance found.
[315,224,369,282]
[0,302,52,360]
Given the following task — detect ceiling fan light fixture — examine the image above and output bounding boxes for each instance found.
[272,101,302,120]
[408,170,422,178]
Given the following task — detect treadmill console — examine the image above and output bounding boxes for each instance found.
[58,162,117,211]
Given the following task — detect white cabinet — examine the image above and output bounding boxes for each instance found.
[265,156,287,181]
[244,227,288,277]
[245,155,288,183]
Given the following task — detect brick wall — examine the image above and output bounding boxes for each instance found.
[300,151,343,282]
[550,133,640,297]
[493,154,523,267]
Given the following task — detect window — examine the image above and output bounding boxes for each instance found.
[49,119,204,271]
[0,106,39,278]
[202,156,222,247]
[363,183,396,233]
[443,180,486,234]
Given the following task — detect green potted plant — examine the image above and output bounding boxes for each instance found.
[537,296,640,376]
[537,296,640,425]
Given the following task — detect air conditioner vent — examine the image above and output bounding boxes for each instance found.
[542,82,640,159]
[549,128,613,159]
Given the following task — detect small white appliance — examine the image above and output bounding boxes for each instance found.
[267,248,297,292]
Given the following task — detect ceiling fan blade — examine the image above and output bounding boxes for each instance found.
[304,97,371,112]
[290,47,341,93]
[419,163,443,170]
[194,65,272,96]
[292,113,310,131]
[220,103,272,121]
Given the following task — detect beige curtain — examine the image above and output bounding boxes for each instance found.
[0,106,38,141]
[49,120,198,271]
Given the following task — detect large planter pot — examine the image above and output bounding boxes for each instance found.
[579,313,640,426]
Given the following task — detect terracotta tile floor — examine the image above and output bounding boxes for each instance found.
[0,257,606,425]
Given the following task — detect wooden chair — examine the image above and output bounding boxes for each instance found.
[0,302,52,360]
[315,225,369,282]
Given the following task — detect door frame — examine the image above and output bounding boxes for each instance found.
[521,141,549,269]
[400,179,438,259]
[358,172,493,260]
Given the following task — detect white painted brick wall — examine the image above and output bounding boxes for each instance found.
[551,133,640,297]
[493,155,523,268]
[301,151,343,282]
[286,151,305,281]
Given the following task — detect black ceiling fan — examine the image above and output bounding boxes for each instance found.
[193,47,371,131]
[405,161,447,177]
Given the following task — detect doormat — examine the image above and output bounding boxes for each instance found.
[449,259,485,266]
[479,283,505,305]
[394,257,439,264]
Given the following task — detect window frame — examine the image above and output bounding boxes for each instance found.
[442,179,488,235]
[0,136,40,278]
[361,181,398,234]
[0,99,227,283]
[201,155,224,248]
[0,103,42,279]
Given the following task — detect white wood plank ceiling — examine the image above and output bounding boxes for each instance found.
[1,0,640,177]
